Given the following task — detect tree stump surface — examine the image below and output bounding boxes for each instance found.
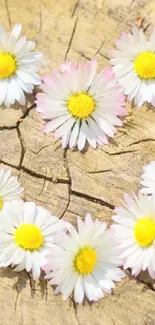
[1,0,155,324]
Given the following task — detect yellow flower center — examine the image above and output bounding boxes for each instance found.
[0,53,17,79]
[67,93,95,119]
[134,52,155,79]
[0,197,3,210]
[134,218,155,247]
[14,224,44,251]
[74,247,97,274]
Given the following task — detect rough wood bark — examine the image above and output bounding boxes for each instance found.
[0,0,155,324]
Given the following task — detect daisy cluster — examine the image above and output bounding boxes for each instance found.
[0,167,125,303]
[2,24,155,150]
[1,162,155,304]
[112,163,155,279]
[0,23,155,304]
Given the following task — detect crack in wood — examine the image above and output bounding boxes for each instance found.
[59,149,71,218]
[95,40,105,55]
[143,23,151,33]
[75,50,91,61]
[0,160,18,169]
[59,184,70,219]
[129,138,155,147]
[71,190,115,209]
[0,103,35,130]
[5,0,11,27]
[16,126,26,168]
[14,292,19,312]
[0,156,115,210]
[64,18,78,60]
[71,0,80,17]
[0,159,71,185]
[102,149,138,156]
[16,103,36,127]
[67,208,83,217]
[28,143,54,155]
[99,52,110,60]
[86,169,112,174]
[0,125,17,131]
[21,166,71,185]
[0,103,38,172]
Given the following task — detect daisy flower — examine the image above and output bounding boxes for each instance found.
[0,167,23,209]
[112,193,155,278]
[43,213,125,303]
[110,27,155,107]
[140,161,155,194]
[0,24,45,107]
[36,60,126,150]
[0,201,65,280]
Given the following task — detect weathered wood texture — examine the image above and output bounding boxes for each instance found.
[1,0,155,324]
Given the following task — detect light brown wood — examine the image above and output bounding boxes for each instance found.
[1,0,155,324]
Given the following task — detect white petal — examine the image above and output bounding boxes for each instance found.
[11,24,22,40]
[0,81,8,105]
[69,120,80,148]
[77,120,87,150]
[16,70,41,85]
[42,115,70,133]
[74,276,84,303]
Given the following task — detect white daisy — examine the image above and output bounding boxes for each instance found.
[112,193,155,278]
[110,27,155,107]
[0,24,45,107]
[0,201,65,280]
[0,167,23,209]
[43,213,124,303]
[36,60,126,150]
[140,161,155,194]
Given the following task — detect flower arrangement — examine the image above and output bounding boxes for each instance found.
[0,23,155,305]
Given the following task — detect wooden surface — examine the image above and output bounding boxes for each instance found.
[1,0,155,324]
